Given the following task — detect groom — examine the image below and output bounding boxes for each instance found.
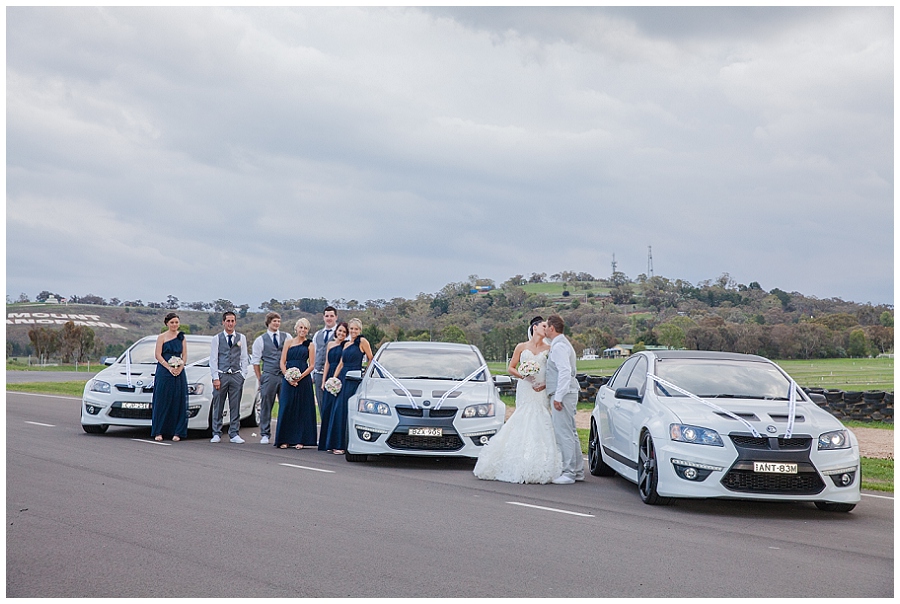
[544,314,585,485]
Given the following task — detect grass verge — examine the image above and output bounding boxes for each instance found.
[860,458,893,492]
[7,382,87,396]
[843,420,894,430]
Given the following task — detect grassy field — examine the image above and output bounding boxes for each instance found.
[520,282,611,296]
[7,381,88,396]
[860,458,893,492]
[7,360,105,372]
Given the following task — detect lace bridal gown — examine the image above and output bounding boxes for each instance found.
[474,349,562,484]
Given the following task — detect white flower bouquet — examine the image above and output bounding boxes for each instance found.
[518,359,540,378]
[168,356,184,369]
[324,376,342,396]
[284,367,303,382]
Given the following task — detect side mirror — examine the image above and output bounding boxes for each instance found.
[492,375,512,386]
[103,357,116,366]
[808,393,826,405]
[345,370,362,382]
[615,387,642,402]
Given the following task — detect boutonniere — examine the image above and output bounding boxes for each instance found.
[237,338,243,347]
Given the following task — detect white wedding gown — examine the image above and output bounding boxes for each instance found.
[473,349,562,484]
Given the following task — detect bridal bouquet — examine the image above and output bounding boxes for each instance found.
[324,376,342,396]
[168,356,184,369]
[284,367,303,382]
[518,359,540,378]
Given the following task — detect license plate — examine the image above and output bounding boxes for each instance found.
[409,427,442,437]
[120,402,150,409]
[753,462,798,474]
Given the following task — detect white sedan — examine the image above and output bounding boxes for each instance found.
[589,350,861,512]
[81,335,260,436]
[344,341,506,462]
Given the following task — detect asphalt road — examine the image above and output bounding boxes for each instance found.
[7,392,894,597]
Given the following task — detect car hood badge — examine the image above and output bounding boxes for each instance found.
[766,425,777,434]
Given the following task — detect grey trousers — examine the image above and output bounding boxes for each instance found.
[258,371,281,438]
[312,371,324,411]
[212,373,244,438]
[551,390,585,480]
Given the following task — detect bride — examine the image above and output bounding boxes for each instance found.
[474,316,562,484]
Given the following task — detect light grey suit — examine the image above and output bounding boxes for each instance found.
[546,333,585,481]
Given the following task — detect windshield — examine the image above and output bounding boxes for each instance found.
[119,338,209,366]
[654,358,797,400]
[372,347,486,381]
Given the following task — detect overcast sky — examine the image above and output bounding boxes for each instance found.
[6,7,894,308]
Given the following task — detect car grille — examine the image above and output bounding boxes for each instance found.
[729,435,812,450]
[116,384,154,393]
[721,470,825,494]
[396,406,424,417]
[108,402,152,419]
[428,407,457,418]
[386,432,464,451]
[394,406,457,418]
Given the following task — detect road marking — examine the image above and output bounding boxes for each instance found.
[861,493,893,500]
[8,391,80,400]
[507,501,595,518]
[131,439,172,446]
[279,463,335,474]
[24,421,55,427]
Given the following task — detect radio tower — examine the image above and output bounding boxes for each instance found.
[611,253,617,275]
[647,246,654,277]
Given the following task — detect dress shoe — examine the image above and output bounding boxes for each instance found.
[230,435,245,444]
[551,475,576,485]
[260,436,269,444]
[210,434,221,443]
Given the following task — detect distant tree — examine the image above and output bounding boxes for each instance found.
[213,299,235,313]
[16,292,30,303]
[36,290,62,303]
[123,300,143,307]
[430,297,450,316]
[528,272,547,284]
[362,323,386,350]
[208,314,219,328]
[77,294,106,305]
[632,341,646,353]
[865,325,893,355]
[187,301,210,311]
[502,275,526,288]
[657,322,686,350]
[576,272,595,282]
[769,288,792,311]
[237,304,250,319]
[147,301,163,308]
[439,325,468,344]
[847,329,869,358]
[880,311,894,328]
[165,295,180,310]
[109,297,121,306]
[28,327,60,360]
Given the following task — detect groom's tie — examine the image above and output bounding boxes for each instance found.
[273,333,278,348]
[323,329,331,344]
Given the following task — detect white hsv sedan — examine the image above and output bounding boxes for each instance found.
[589,351,861,512]
[344,341,505,462]
[81,335,260,435]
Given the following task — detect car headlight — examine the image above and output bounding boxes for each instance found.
[669,424,724,446]
[358,399,391,416]
[187,383,204,395]
[462,403,494,418]
[818,430,851,450]
[90,380,111,394]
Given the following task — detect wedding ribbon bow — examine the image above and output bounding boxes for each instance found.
[435,364,489,409]
[371,360,419,409]
[125,347,133,388]
[647,372,762,438]
[785,379,798,439]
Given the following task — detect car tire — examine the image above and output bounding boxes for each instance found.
[82,424,108,434]
[197,406,214,439]
[345,452,368,462]
[638,431,672,505]
[588,420,616,477]
[814,501,856,513]
[243,390,261,428]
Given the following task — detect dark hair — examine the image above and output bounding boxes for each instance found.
[334,321,349,338]
[546,314,565,334]
[265,312,281,327]
[222,311,236,321]
[323,306,337,315]
[529,315,544,328]
[163,312,179,325]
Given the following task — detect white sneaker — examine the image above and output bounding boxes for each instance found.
[260,436,269,444]
[551,475,576,485]
[210,435,221,443]
[230,435,245,444]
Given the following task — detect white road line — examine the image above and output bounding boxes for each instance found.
[131,439,172,446]
[507,501,595,518]
[8,391,80,400]
[279,463,335,474]
[861,493,893,500]
[24,421,55,427]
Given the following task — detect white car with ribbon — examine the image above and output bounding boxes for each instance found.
[81,334,260,436]
[589,350,860,512]
[343,341,505,462]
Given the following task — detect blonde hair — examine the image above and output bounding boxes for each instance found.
[294,317,311,334]
[348,318,362,331]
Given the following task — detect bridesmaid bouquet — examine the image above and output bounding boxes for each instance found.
[324,376,342,396]
[518,359,540,378]
[284,367,303,382]
[168,356,184,369]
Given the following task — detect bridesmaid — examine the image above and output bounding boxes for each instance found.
[274,318,318,449]
[323,318,374,454]
[151,313,188,442]
[318,322,348,451]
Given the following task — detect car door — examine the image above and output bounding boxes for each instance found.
[610,355,649,464]
[598,356,639,459]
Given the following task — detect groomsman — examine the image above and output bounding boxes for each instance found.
[209,311,249,444]
[250,312,287,445]
[311,306,338,408]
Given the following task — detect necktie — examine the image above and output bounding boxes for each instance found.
[324,329,331,344]
[273,333,278,348]
[227,334,233,347]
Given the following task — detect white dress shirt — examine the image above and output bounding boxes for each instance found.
[549,333,576,400]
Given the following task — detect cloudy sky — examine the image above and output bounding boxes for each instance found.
[6,7,894,308]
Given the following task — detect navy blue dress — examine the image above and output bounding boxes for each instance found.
[275,340,318,447]
[323,336,364,451]
[151,332,188,439]
[317,342,345,451]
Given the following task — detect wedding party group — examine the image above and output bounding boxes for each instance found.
[148,304,584,486]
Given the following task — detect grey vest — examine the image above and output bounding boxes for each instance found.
[313,327,333,371]
[217,332,243,373]
[546,337,579,397]
[260,331,284,375]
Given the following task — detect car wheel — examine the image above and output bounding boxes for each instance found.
[345,452,368,462]
[82,424,108,434]
[197,406,214,439]
[588,420,616,477]
[244,390,261,428]
[814,501,856,513]
[638,431,671,505]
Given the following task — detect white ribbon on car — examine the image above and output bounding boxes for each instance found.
[785,380,798,439]
[370,359,419,409]
[435,364,489,409]
[125,348,133,388]
[647,372,762,438]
